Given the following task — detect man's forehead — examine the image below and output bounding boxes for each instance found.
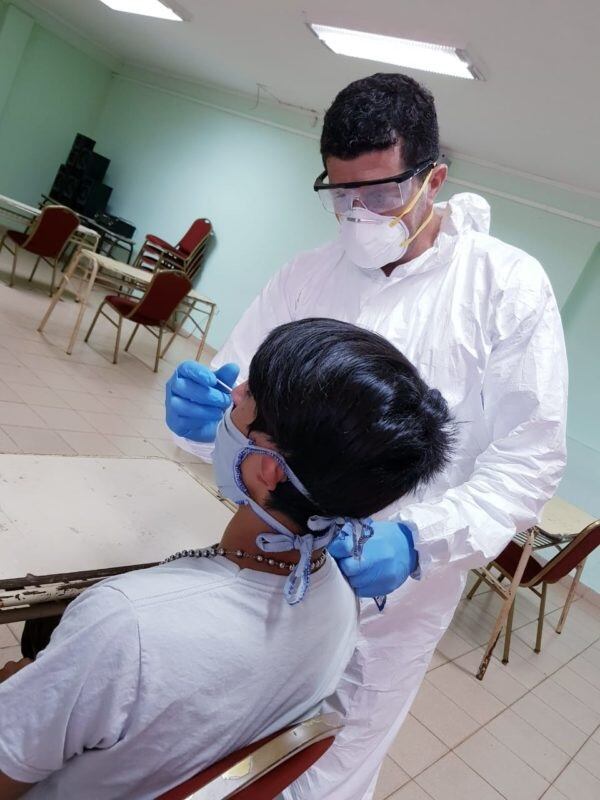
[325,144,406,183]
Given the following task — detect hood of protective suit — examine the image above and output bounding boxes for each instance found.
[437,192,491,237]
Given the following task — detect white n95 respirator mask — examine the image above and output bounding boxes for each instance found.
[341,170,433,270]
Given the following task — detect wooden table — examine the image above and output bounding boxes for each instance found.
[0,193,100,251]
[38,248,217,359]
[0,455,233,624]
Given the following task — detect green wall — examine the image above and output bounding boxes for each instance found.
[1,3,599,588]
[560,245,600,589]
[92,74,335,347]
[0,3,112,205]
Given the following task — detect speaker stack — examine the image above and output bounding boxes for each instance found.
[50,134,113,218]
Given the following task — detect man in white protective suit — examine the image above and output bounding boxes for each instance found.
[164,73,568,799]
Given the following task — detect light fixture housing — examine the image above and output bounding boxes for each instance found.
[309,23,481,80]
[98,0,183,21]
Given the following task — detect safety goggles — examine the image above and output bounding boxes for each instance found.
[313,160,435,216]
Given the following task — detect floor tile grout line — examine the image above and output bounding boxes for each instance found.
[451,749,525,800]
[400,631,600,787]
[382,776,436,800]
[543,719,600,795]
[459,595,591,639]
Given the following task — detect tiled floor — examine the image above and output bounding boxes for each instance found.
[0,242,599,800]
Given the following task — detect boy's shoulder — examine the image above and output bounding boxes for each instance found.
[97,558,238,608]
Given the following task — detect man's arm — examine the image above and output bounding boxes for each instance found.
[0,771,32,800]
[399,270,568,576]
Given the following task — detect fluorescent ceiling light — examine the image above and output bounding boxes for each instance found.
[310,24,480,80]
[98,0,183,21]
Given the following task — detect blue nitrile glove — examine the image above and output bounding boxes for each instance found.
[328,522,418,597]
[165,361,240,442]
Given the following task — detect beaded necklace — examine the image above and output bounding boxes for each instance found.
[162,543,327,574]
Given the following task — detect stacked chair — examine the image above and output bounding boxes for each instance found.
[134,218,213,282]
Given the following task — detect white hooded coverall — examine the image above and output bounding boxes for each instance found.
[181,193,568,799]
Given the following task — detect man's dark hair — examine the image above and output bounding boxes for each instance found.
[320,73,439,169]
[248,318,453,528]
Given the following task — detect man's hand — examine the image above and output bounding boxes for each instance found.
[329,522,418,597]
[165,362,240,442]
[0,658,32,684]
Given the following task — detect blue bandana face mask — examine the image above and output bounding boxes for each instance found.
[213,407,376,605]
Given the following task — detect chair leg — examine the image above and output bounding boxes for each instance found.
[124,324,140,352]
[113,316,123,365]
[84,300,107,343]
[476,528,536,680]
[467,567,490,600]
[556,560,585,634]
[502,595,516,664]
[9,246,19,287]
[28,256,41,283]
[535,582,548,653]
[49,258,58,297]
[154,325,164,372]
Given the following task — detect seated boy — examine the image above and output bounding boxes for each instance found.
[0,318,453,799]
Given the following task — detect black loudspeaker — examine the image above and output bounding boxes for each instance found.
[49,134,115,219]
[50,165,78,203]
[70,150,110,181]
[66,134,95,167]
[76,179,112,217]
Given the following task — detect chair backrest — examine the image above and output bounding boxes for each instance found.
[156,714,342,800]
[24,205,79,258]
[177,218,212,256]
[526,520,600,586]
[129,270,192,324]
[183,232,213,280]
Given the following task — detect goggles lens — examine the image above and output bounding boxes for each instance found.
[318,176,415,216]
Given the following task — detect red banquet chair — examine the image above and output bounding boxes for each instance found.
[468,520,600,664]
[156,714,343,800]
[0,204,79,295]
[134,218,213,281]
[84,270,192,372]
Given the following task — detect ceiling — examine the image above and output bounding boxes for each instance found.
[24,0,600,193]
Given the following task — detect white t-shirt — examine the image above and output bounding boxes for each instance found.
[0,555,358,799]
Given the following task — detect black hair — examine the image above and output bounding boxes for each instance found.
[248,318,453,528]
[320,73,439,169]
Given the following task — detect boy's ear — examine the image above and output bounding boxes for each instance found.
[258,454,286,492]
